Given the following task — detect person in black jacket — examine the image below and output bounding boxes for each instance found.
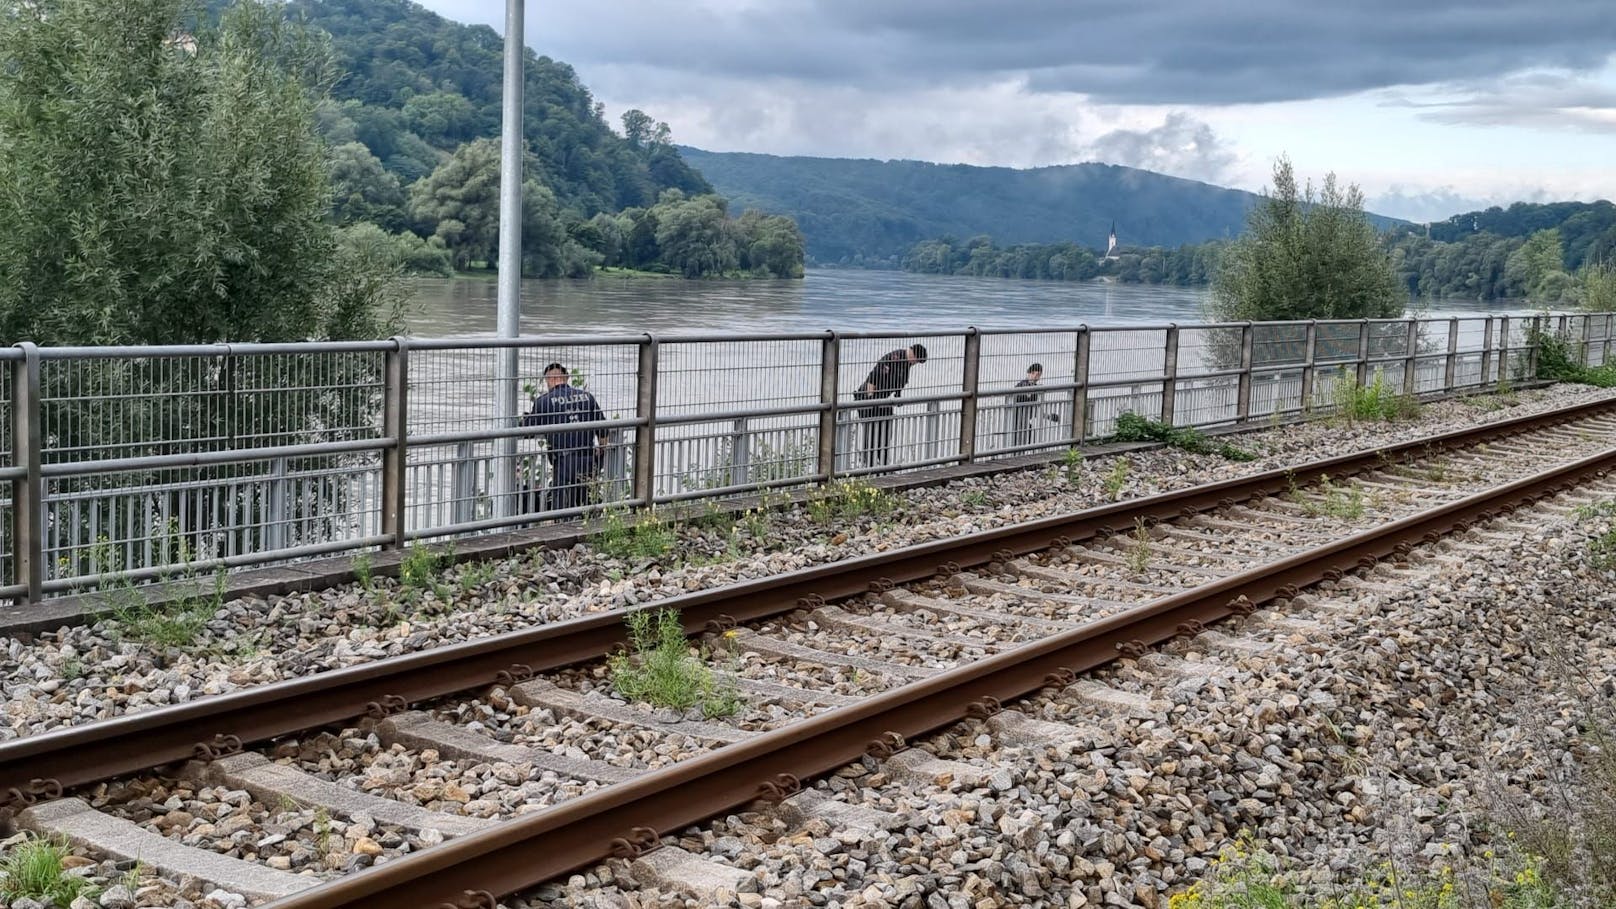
[853,343,927,467]
[1011,362,1058,447]
[522,362,607,512]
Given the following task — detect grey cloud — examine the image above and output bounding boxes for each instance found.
[1386,73,1616,132]
[475,0,1616,105]
[1086,112,1234,183]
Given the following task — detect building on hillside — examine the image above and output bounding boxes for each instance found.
[1103,221,1120,261]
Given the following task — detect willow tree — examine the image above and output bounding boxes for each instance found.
[1211,157,1400,324]
[0,0,402,573]
[0,0,392,347]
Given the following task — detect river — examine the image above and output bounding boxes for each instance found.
[403,269,1526,338]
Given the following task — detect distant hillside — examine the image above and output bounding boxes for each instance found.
[1419,201,1616,270]
[680,149,1286,265]
[295,0,711,215]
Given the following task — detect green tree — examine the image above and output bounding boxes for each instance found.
[1580,259,1616,313]
[1505,228,1574,302]
[329,141,408,230]
[652,192,738,278]
[1210,157,1400,322]
[407,137,594,276]
[0,0,394,346]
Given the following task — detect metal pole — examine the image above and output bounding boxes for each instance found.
[1235,323,1254,423]
[1160,325,1179,425]
[490,0,525,520]
[633,336,659,505]
[816,334,839,482]
[1480,317,1495,386]
[1498,315,1511,384]
[1299,321,1317,412]
[959,330,981,463]
[1355,320,1370,388]
[381,338,409,549]
[12,343,42,604]
[1402,319,1419,396]
[1443,318,1459,393]
[1070,327,1090,445]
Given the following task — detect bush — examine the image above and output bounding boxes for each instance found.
[1332,372,1421,422]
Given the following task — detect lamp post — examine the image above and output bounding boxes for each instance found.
[491,0,524,520]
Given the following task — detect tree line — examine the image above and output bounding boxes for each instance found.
[904,198,1616,308]
[903,236,1223,286]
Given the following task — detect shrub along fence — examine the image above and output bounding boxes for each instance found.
[3,312,1608,604]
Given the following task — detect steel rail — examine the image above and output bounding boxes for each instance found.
[0,397,1610,811]
[264,439,1616,909]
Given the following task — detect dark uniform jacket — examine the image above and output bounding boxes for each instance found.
[522,384,605,457]
[854,349,915,416]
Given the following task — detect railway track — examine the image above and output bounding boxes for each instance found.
[4,398,1616,908]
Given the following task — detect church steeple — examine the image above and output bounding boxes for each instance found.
[1105,221,1119,260]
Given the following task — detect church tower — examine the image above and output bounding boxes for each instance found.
[1104,221,1119,261]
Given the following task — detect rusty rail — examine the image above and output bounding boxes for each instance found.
[0,398,1610,823]
[267,439,1616,909]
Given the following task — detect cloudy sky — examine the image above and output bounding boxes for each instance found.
[417,0,1616,223]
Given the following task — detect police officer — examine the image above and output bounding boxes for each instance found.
[523,362,607,512]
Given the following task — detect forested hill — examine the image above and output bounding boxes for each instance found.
[291,0,710,214]
[680,149,1274,265]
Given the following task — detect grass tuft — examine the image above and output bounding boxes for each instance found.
[0,836,100,905]
[607,608,741,717]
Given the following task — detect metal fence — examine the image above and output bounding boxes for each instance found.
[4,312,1608,604]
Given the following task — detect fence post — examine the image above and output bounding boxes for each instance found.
[925,400,942,461]
[1498,316,1511,383]
[1070,327,1090,445]
[959,329,981,463]
[1581,315,1592,366]
[381,338,408,549]
[11,343,42,604]
[1606,314,1613,366]
[1527,314,1542,380]
[450,441,475,525]
[1299,322,1317,412]
[1235,323,1254,423]
[633,335,658,507]
[1443,318,1459,393]
[1480,317,1495,386]
[1161,324,1179,425]
[816,333,838,483]
[266,456,288,553]
[729,417,750,488]
[1402,319,1419,396]
[1355,320,1371,387]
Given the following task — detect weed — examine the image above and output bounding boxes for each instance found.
[607,608,740,717]
[398,543,449,595]
[112,570,226,649]
[455,559,499,595]
[1062,447,1086,485]
[0,836,100,905]
[961,489,989,509]
[692,498,738,534]
[1126,518,1152,575]
[808,478,895,524]
[1103,458,1131,501]
[1164,835,1558,909]
[1333,371,1422,423]
[351,551,374,591]
[1112,412,1257,461]
[1296,475,1365,520]
[594,507,676,561]
[1574,500,1616,521]
[313,807,333,855]
[1425,461,1449,483]
[58,657,84,681]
